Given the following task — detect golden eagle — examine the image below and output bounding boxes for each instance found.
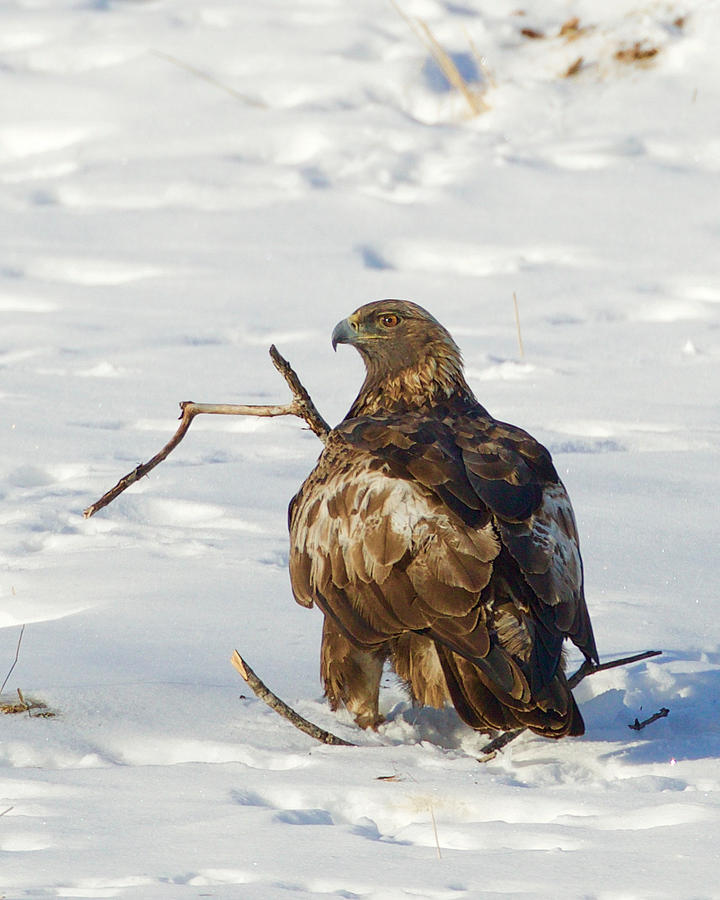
[289,300,597,738]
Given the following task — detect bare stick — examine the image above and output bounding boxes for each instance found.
[477,727,524,758]
[629,707,669,731]
[84,346,330,518]
[0,807,13,818]
[477,649,662,760]
[231,650,355,747]
[512,292,525,359]
[567,649,662,689]
[268,344,330,441]
[1,624,25,695]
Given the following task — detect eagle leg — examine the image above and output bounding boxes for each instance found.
[320,617,387,729]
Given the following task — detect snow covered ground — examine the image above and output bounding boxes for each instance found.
[2,0,720,896]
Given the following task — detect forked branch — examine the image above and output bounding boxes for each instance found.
[83,345,330,518]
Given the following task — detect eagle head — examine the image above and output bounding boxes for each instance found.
[332,299,474,415]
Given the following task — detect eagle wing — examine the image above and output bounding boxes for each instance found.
[289,407,597,734]
[455,415,598,666]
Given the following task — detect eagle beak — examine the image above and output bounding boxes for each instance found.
[331,317,356,351]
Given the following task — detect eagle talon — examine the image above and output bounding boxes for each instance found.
[354,713,386,731]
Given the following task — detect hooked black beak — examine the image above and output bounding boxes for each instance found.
[331,317,356,351]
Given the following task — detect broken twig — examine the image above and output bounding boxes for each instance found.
[567,649,662,690]
[477,649,663,760]
[231,650,354,747]
[84,345,330,518]
[629,707,669,731]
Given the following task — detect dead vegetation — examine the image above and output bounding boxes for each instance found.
[559,17,584,40]
[1,623,57,719]
[614,42,660,64]
[515,10,685,77]
[564,56,584,78]
[393,1,490,117]
[390,5,685,118]
[519,15,593,43]
[1,688,56,718]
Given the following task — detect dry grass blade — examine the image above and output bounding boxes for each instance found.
[1,624,25,695]
[465,30,496,89]
[151,50,267,108]
[392,1,488,117]
[429,803,442,860]
[416,20,488,116]
[512,292,525,358]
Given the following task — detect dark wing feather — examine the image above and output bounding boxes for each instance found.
[454,412,598,665]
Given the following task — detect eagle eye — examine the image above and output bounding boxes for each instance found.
[379,313,400,328]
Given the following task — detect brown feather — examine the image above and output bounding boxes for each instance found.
[391,634,448,708]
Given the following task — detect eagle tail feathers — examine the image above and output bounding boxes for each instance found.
[436,644,585,738]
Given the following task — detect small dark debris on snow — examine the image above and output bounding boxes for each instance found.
[615,42,660,64]
[564,56,584,78]
[629,707,669,731]
[559,17,582,39]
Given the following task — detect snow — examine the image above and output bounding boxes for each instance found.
[1,0,719,896]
